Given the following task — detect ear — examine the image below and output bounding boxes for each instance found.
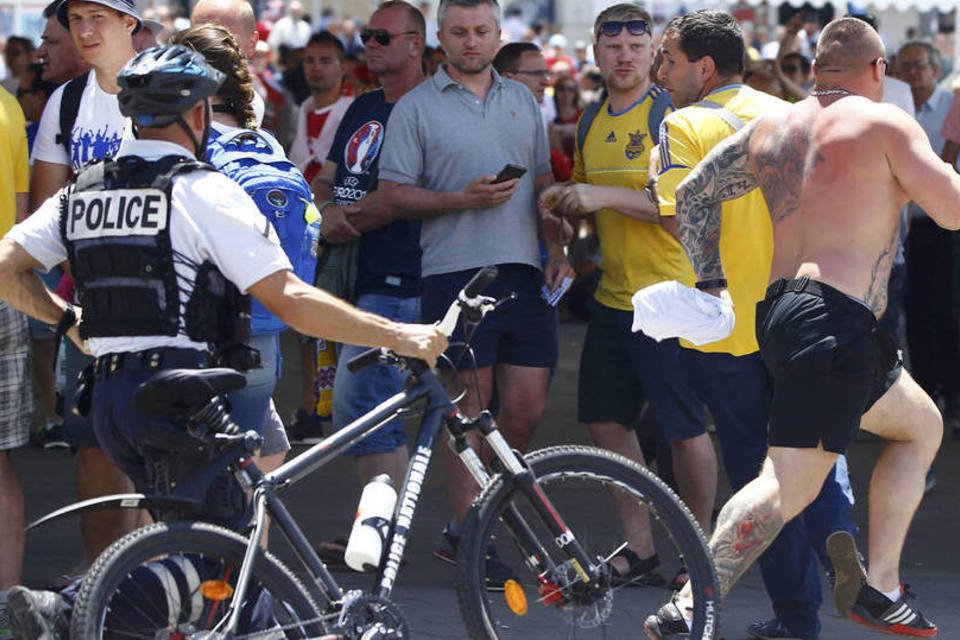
[189,100,207,131]
[124,14,137,35]
[699,55,717,81]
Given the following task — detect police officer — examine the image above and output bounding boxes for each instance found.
[0,43,446,498]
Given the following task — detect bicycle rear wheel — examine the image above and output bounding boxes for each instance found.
[456,445,718,639]
[71,520,329,639]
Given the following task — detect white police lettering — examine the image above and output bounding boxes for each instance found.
[380,445,432,591]
[66,189,168,240]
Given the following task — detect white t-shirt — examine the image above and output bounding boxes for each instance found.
[9,138,291,356]
[288,94,353,175]
[31,70,133,171]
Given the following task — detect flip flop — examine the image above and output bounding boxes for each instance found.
[609,548,666,587]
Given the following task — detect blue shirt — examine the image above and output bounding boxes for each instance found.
[910,84,954,220]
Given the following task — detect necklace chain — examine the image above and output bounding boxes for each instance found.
[811,88,853,97]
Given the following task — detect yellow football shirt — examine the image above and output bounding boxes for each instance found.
[0,88,28,237]
[657,85,786,356]
[573,85,688,311]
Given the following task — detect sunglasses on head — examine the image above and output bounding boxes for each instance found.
[359,28,419,46]
[598,19,650,38]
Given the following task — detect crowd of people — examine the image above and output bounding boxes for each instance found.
[0,0,959,638]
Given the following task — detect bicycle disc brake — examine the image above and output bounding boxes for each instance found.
[541,560,614,629]
[332,592,410,640]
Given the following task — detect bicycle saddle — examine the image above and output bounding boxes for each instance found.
[133,368,246,417]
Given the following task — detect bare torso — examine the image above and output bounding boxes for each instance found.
[750,96,907,317]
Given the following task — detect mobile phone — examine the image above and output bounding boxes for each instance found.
[492,163,527,184]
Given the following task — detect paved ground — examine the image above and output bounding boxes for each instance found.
[12,322,960,639]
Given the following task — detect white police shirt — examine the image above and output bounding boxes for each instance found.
[9,138,292,357]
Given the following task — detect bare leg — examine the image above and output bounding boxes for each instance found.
[0,451,24,589]
[668,434,718,535]
[859,369,941,592]
[356,446,410,487]
[671,447,837,617]
[75,447,140,564]
[29,338,58,423]
[588,422,657,560]
[441,366,494,523]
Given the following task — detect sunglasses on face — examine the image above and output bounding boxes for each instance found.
[359,28,419,46]
[598,19,650,39]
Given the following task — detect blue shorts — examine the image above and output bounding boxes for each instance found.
[421,264,558,369]
[333,293,420,456]
[227,332,289,457]
[578,299,704,441]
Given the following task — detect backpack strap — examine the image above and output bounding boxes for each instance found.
[692,98,747,132]
[57,70,91,157]
[575,100,603,157]
[647,88,674,145]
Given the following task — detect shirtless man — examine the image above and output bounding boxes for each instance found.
[644,17,955,639]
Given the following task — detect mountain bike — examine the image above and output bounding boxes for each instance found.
[64,266,719,639]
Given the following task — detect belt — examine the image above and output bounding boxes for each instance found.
[765,276,830,300]
[94,347,209,378]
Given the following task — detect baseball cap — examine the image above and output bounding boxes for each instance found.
[57,0,143,33]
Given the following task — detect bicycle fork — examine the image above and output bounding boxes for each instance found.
[451,412,607,600]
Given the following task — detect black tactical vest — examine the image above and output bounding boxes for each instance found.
[60,155,251,351]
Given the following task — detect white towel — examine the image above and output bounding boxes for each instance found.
[631,280,735,345]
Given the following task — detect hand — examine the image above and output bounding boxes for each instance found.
[538,183,567,215]
[554,183,602,217]
[460,174,520,209]
[392,323,448,368]
[319,204,360,244]
[66,324,91,355]
[543,253,574,292]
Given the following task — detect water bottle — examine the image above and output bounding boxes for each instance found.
[298,204,321,274]
[344,475,397,572]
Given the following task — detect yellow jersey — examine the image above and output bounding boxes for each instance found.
[657,85,786,356]
[0,88,28,237]
[573,85,686,311]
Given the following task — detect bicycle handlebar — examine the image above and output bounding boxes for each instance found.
[346,265,500,374]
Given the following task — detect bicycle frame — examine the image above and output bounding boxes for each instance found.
[211,357,606,636]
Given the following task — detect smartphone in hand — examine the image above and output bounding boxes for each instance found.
[492,163,527,184]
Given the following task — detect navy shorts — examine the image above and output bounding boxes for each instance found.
[757,278,902,454]
[421,264,558,369]
[578,299,705,441]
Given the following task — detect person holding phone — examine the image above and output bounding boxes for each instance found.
[376,0,572,586]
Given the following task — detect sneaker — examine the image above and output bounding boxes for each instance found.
[286,409,327,445]
[30,422,69,450]
[7,586,69,640]
[433,526,518,591]
[747,618,818,640]
[825,530,866,616]
[0,602,12,640]
[643,598,692,638]
[848,584,937,638]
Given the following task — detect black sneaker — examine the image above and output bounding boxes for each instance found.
[747,617,818,640]
[286,409,327,445]
[7,586,69,640]
[30,422,69,450]
[643,598,692,638]
[433,526,518,591]
[848,584,937,638]
[825,530,866,616]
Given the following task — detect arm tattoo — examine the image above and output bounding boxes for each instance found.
[863,227,899,316]
[709,487,785,597]
[676,125,758,280]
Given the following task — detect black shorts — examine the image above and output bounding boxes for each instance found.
[757,278,901,453]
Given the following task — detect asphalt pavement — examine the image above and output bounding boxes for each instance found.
[13,322,960,639]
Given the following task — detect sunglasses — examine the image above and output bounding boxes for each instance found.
[598,19,650,38]
[360,28,419,46]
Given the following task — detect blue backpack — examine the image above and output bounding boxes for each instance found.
[207,127,320,333]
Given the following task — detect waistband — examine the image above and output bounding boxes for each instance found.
[765,277,874,317]
[94,347,209,378]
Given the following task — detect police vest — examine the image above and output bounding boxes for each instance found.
[60,155,252,350]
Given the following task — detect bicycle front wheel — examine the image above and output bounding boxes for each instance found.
[456,445,718,640]
[71,520,329,639]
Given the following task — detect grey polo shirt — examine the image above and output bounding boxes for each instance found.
[378,65,551,277]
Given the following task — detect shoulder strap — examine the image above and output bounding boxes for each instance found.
[576,100,603,156]
[693,98,747,132]
[57,71,91,156]
[647,88,673,145]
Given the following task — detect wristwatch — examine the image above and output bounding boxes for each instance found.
[53,303,77,337]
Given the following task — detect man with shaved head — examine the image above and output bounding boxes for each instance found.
[645,16,958,639]
[190,0,265,124]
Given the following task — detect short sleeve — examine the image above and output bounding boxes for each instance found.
[377,95,424,186]
[940,89,960,144]
[6,194,68,270]
[655,115,700,218]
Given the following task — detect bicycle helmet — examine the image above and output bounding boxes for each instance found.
[118,44,224,128]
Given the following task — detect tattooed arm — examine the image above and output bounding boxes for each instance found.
[676,121,760,282]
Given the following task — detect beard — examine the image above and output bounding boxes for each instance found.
[448,52,493,75]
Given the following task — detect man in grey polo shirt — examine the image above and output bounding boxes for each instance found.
[376,0,572,581]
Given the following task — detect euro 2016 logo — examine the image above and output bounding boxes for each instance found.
[625,130,646,160]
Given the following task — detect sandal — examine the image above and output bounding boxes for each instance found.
[609,548,665,587]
